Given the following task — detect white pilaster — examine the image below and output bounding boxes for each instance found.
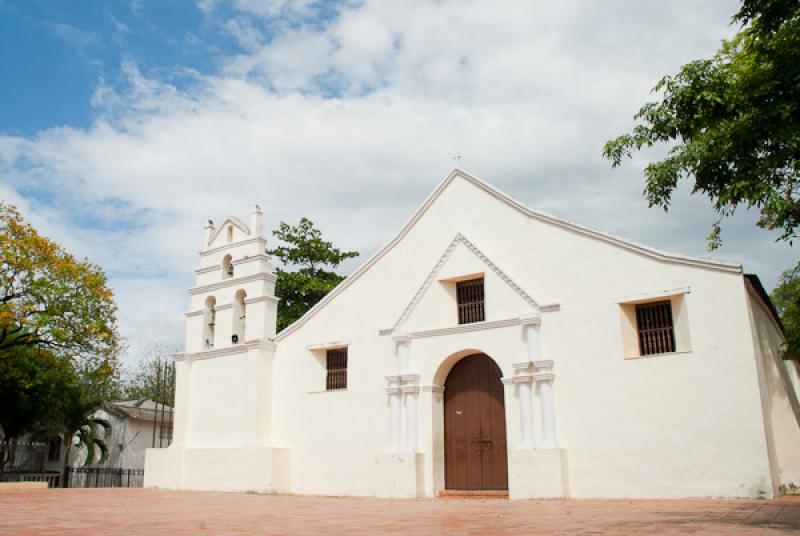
[521,311,542,360]
[385,375,403,452]
[512,362,535,448]
[511,311,543,449]
[388,331,415,453]
[402,377,420,453]
[203,220,215,246]
[393,331,411,374]
[250,204,263,237]
[533,360,557,448]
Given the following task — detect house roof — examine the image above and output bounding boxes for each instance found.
[274,168,743,341]
[103,399,173,422]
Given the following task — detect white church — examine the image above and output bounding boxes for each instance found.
[145,169,800,499]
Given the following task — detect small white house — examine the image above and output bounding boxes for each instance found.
[71,400,172,471]
[145,169,800,499]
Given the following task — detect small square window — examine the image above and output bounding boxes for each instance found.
[457,278,485,324]
[635,301,676,356]
[326,348,348,390]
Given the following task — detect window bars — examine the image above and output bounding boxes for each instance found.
[635,301,676,356]
[457,278,485,324]
[326,348,348,390]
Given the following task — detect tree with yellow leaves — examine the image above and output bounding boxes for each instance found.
[0,202,121,471]
[0,203,119,362]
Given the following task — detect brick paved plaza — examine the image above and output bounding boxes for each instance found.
[1,489,799,535]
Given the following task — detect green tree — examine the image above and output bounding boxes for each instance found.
[0,202,121,471]
[603,0,799,249]
[122,344,176,404]
[0,345,116,471]
[269,218,359,331]
[0,203,120,360]
[771,266,800,361]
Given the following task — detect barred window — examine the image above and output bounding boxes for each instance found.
[457,278,485,324]
[636,301,676,356]
[326,348,348,390]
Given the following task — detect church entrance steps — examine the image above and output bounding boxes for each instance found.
[438,489,509,499]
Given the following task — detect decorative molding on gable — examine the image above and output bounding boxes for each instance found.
[200,237,266,257]
[390,233,540,331]
[206,216,251,247]
[274,168,741,342]
[379,317,527,340]
[456,169,742,274]
[615,287,690,304]
[188,272,276,296]
[377,306,558,336]
[175,339,276,362]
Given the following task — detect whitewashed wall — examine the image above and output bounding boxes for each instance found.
[272,171,782,498]
[746,283,800,494]
[149,170,800,498]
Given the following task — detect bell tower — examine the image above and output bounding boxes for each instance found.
[145,204,289,493]
[185,204,278,352]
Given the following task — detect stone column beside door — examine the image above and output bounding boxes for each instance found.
[374,332,424,498]
[505,311,569,499]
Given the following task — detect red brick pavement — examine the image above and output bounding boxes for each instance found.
[1,489,799,535]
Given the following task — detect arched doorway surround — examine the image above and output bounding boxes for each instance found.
[443,353,509,490]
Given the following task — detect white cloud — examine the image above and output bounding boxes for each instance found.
[2,0,794,362]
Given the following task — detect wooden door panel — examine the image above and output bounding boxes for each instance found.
[444,354,508,491]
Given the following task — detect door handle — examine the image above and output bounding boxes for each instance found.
[471,437,493,451]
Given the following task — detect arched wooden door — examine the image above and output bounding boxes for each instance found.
[444,353,509,490]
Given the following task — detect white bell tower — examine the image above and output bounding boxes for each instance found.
[145,204,290,493]
[186,204,278,351]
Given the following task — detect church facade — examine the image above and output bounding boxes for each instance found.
[145,169,800,499]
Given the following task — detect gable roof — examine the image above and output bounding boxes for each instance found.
[274,168,742,341]
[102,399,173,421]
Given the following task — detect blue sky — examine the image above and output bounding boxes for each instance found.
[1,0,795,361]
[1,0,216,133]
[0,0,349,133]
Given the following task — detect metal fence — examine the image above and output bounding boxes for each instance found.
[63,467,144,488]
[0,471,61,488]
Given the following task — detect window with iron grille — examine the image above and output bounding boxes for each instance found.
[457,278,485,324]
[635,301,676,356]
[326,348,348,390]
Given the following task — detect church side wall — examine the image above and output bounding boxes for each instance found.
[271,175,775,499]
[746,286,800,494]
